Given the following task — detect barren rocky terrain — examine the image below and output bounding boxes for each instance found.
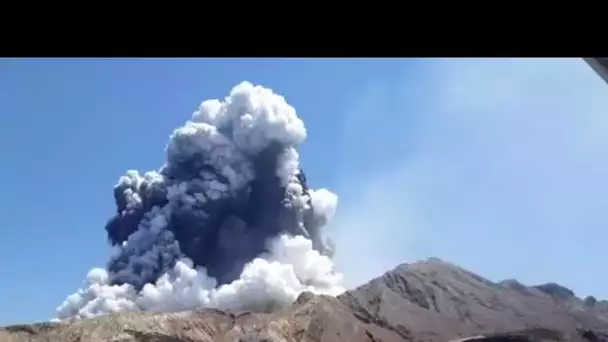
[2,258,607,342]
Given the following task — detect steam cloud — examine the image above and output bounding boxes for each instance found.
[56,82,344,320]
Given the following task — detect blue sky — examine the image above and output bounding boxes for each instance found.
[0,58,606,325]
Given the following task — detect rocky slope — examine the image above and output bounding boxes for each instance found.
[339,258,608,342]
[2,258,607,342]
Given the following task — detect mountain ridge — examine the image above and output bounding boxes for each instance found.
[339,258,608,342]
[2,258,607,342]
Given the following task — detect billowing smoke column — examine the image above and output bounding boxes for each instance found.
[56,81,344,320]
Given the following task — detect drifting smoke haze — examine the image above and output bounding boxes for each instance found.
[56,81,344,320]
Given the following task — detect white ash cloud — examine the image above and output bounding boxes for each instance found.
[55,81,343,320]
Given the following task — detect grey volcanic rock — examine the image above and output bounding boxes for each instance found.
[2,258,607,342]
[533,283,576,299]
[0,294,405,342]
[585,297,598,308]
[338,258,608,342]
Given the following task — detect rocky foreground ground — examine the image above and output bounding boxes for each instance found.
[2,258,607,342]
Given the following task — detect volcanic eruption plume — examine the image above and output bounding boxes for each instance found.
[56,81,344,320]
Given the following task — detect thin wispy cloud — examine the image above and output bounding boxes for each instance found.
[331,58,608,297]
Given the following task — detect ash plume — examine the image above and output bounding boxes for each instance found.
[56,81,344,320]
